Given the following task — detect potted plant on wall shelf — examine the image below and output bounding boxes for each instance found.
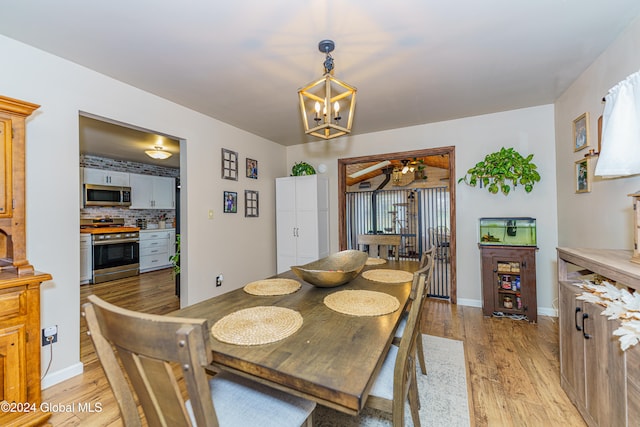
[458,147,540,195]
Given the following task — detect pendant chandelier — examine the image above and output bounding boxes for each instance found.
[298,40,357,140]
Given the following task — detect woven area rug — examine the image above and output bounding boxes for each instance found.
[314,335,471,427]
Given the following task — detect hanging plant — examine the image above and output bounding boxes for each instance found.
[458,147,540,195]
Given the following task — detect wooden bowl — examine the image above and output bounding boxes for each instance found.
[291,250,368,288]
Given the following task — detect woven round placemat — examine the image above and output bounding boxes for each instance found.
[243,278,301,296]
[211,306,303,346]
[362,269,414,283]
[365,258,387,266]
[324,290,400,317]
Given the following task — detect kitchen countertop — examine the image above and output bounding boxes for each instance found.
[80,226,140,235]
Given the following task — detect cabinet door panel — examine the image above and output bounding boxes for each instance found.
[153,176,175,209]
[558,281,586,408]
[0,325,26,402]
[583,304,626,427]
[129,173,154,208]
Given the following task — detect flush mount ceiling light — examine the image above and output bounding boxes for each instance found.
[145,145,172,160]
[298,40,357,140]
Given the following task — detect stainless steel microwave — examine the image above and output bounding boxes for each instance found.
[84,184,132,207]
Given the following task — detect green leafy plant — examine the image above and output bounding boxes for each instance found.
[291,162,316,176]
[458,147,540,195]
[169,234,180,275]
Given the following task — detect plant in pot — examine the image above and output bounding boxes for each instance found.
[458,147,540,195]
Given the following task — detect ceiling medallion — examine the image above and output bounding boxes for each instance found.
[298,40,357,140]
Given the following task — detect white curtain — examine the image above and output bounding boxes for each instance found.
[595,70,640,177]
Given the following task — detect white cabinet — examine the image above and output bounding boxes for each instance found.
[276,175,329,274]
[83,167,130,186]
[80,233,92,284]
[129,173,175,209]
[139,229,175,272]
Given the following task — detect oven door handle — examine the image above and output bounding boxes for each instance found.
[93,238,139,245]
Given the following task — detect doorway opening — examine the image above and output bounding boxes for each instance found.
[338,146,457,302]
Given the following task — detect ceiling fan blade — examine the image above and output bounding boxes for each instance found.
[348,160,392,179]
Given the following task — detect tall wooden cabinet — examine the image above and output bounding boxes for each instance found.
[0,95,51,426]
[276,175,329,274]
[557,247,640,427]
[480,245,537,322]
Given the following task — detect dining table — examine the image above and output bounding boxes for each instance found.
[172,258,419,415]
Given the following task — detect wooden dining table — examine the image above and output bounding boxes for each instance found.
[172,259,419,415]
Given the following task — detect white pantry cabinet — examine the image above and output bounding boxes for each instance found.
[276,175,329,274]
[129,173,175,209]
[139,229,175,272]
[83,167,130,186]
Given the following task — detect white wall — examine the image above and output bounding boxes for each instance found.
[555,16,640,249]
[286,104,559,314]
[0,35,286,387]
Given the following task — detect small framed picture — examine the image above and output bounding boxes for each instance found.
[573,112,590,152]
[246,158,258,179]
[222,148,238,180]
[575,158,591,193]
[245,190,259,217]
[223,191,237,213]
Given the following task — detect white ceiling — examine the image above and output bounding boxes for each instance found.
[2,1,640,157]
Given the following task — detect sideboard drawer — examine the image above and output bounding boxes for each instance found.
[0,289,25,319]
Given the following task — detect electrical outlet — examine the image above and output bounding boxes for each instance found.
[42,325,58,346]
[216,274,223,287]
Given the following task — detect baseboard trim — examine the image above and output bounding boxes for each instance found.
[41,362,84,389]
[456,298,557,317]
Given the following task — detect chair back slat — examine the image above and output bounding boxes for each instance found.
[357,234,402,260]
[82,294,220,427]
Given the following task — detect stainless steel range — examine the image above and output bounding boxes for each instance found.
[81,218,140,284]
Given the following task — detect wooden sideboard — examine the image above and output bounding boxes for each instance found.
[557,247,640,427]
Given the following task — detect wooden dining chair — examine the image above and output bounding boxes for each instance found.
[394,254,435,375]
[357,233,402,260]
[82,295,315,427]
[366,267,429,427]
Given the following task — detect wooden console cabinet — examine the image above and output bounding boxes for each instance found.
[480,245,537,322]
[557,247,640,427]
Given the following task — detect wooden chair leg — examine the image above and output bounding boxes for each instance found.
[417,334,427,375]
[408,368,421,427]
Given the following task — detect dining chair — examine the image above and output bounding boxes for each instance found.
[357,233,402,260]
[82,295,315,427]
[366,266,429,426]
[394,254,435,375]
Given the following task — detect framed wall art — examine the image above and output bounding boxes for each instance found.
[222,148,238,180]
[245,190,259,217]
[246,158,258,179]
[575,158,591,193]
[223,191,238,213]
[573,112,590,152]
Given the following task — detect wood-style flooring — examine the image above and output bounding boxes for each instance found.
[42,269,586,426]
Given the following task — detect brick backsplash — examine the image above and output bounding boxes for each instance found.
[80,154,178,228]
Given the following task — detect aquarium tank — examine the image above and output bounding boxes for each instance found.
[479,217,536,246]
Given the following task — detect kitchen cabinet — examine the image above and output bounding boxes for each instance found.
[139,229,175,272]
[276,175,329,274]
[557,247,640,427]
[80,234,92,284]
[83,167,130,186]
[0,271,52,427]
[129,173,175,209]
[480,245,537,322]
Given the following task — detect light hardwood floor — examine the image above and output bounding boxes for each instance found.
[42,269,586,426]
